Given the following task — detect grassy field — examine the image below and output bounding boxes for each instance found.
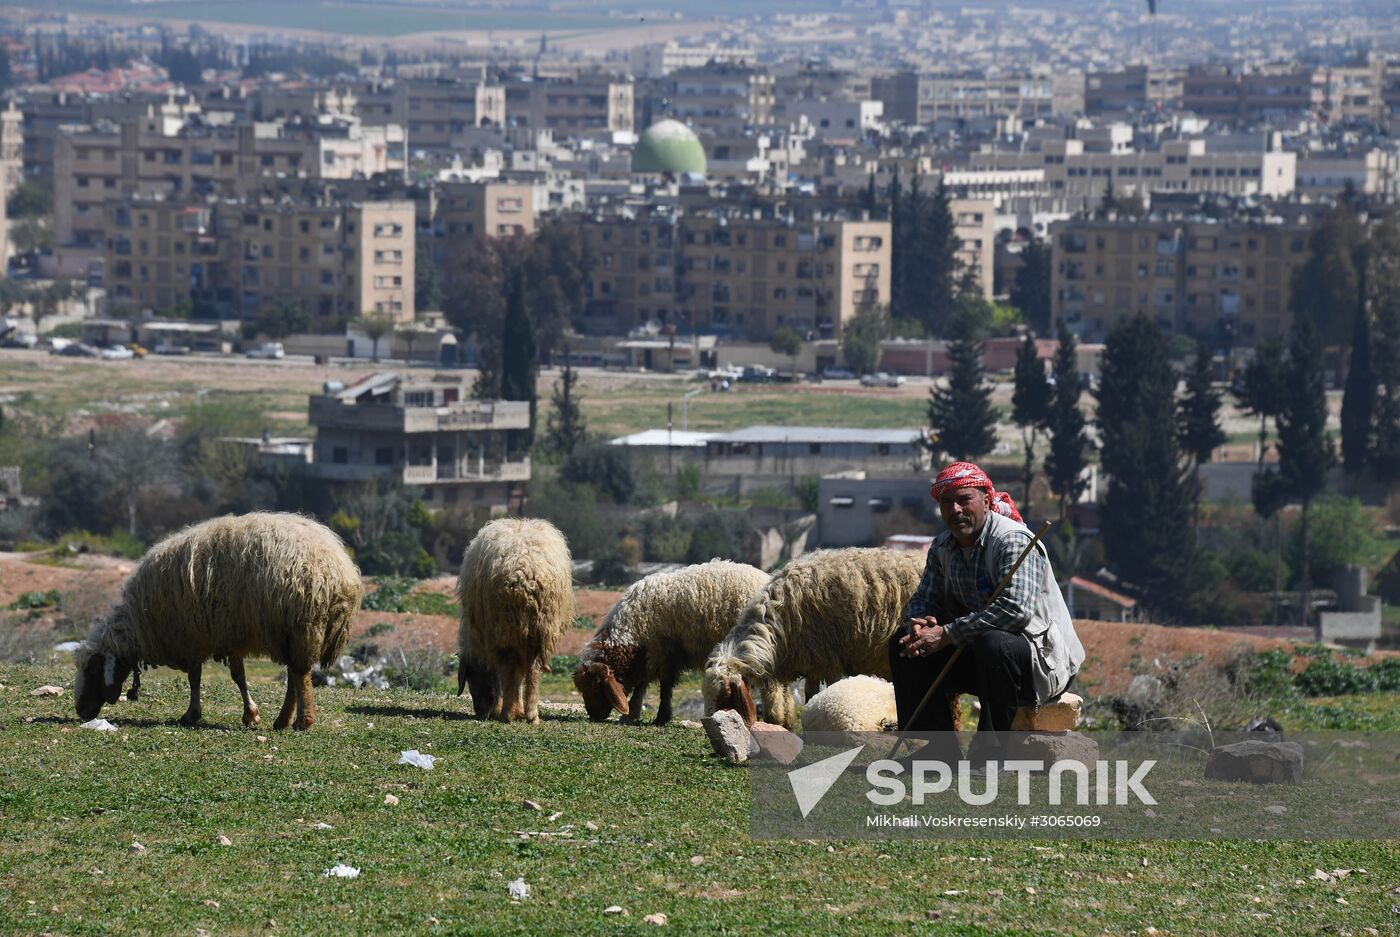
[3,658,1398,936]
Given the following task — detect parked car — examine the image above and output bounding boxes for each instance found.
[153,341,191,356]
[245,342,285,359]
[99,345,135,360]
[57,342,101,358]
[0,332,37,349]
[739,365,777,383]
[821,367,856,380]
[859,371,906,388]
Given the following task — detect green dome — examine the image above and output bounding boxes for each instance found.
[631,119,707,176]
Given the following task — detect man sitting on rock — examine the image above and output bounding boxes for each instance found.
[889,461,1084,763]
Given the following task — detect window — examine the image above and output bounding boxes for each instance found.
[374,447,395,466]
[332,447,348,464]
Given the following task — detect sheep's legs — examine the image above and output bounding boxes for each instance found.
[291,668,315,731]
[178,663,202,727]
[521,658,543,724]
[229,657,260,728]
[620,681,648,725]
[654,668,678,726]
[273,672,297,730]
[804,678,822,702]
[494,659,525,723]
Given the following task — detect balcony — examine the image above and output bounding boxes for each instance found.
[313,458,531,485]
[309,396,531,434]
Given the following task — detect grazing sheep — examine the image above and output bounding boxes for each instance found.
[455,517,573,724]
[702,547,929,730]
[74,512,362,731]
[573,560,770,726]
[801,675,898,734]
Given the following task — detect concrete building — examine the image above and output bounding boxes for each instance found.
[702,427,927,494]
[503,75,634,138]
[661,65,775,136]
[1084,66,1183,116]
[1296,149,1400,201]
[308,371,529,512]
[629,42,757,78]
[872,71,1061,127]
[794,100,884,141]
[0,101,23,192]
[354,78,507,154]
[1049,215,1314,345]
[1181,65,1326,123]
[101,194,415,324]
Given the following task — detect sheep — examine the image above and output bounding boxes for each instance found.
[702,547,931,731]
[573,560,770,726]
[801,675,898,734]
[455,517,574,724]
[74,512,362,731]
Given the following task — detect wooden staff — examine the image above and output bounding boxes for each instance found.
[887,520,1055,760]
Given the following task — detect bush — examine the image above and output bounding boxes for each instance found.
[527,478,617,560]
[561,441,637,505]
[362,576,416,612]
[641,514,692,563]
[1225,546,1284,593]
[6,590,60,610]
[381,645,451,692]
[591,551,628,586]
[1287,494,1383,586]
[685,512,747,564]
[1295,656,1376,696]
[52,529,146,560]
[1224,646,1297,700]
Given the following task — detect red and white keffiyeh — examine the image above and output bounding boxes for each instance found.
[930,461,1023,523]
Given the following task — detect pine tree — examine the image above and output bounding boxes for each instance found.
[1290,201,1365,348]
[1275,313,1334,629]
[919,179,961,338]
[1011,332,1051,517]
[1044,322,1090,521]
[1010,240,1052,336]
[545,342,586,457]
[927,332,997,462]
[499,268,538,445]
[1370,212,1400,482]
[1238,336,1287,475]
[1177,339,1226,529]
[1340,283,1375,476]
[1097,314,1194,616]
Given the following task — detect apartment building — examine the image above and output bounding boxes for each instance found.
[794,99,884,141]
[574,210,891,341]
[629,42,757,78]
[308,371,529,512]
[660,65,775,136]
[1,101,22,191]
[1181,65,1326,122]
[1049,216,1313,345]
[432,180,537,298]
[872,72,1060,126]
[53,113,407,245]
[100,194,415,324]
[951,198,996,297]
[502,75,633,138]
[19,89,203,183]
[1084,65,1184,116]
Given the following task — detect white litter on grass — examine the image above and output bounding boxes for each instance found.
[53,641,83,653]
[312,822,334,830]
[81,719,118,732]
[507,878,531,901]
[323,864,360,879]
[397,750,436,770]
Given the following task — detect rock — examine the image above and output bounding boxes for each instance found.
[522,799,542,811]
[584,821,599,831]
[30,685,64,697]
[202,899,220,908]
[507,878,530,901]
[384,794,400,806]
[603,906,627,915]
[749,723,804,765]
[677,719,703,729]
[643,913,668,925]
[128,842,146,855]
[215,834,232,846]
[702,710,758,764]
[1126,674,1164,706]
[1011,693,1083,732]
[1204,740,1304,785]
[689,855,704,866]
[1264,805,1287,815]
[1006,731,1100,768]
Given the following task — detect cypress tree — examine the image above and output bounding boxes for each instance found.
[1177,339,1226,528]
[1010,240,1052,336]
[1340,287,1375,476]
[545,342,586,457]
[1370,212,1400,482]
[500,268,538,446]
[1238,336,1287,475]
[927,332,997,462]
[1097,314,1194,617]
[1044,322,1090,521]
[1011,331,1051,517]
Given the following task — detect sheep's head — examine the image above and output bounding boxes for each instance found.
[702,665,757,726]
[73,644,134,721]
[456,656,496,719]
[573,661,629,721]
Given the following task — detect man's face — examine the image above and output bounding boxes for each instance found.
[938,485,991,545]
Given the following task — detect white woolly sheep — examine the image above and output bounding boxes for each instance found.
[74,512,362,731]
[572,560,770,725]
[455,517,574,724]
[703,547,939,731]
[801,675,898,734]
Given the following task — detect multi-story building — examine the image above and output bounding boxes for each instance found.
[100,195,415,324]
[53,114,407,245]
[1296,149,1400,201]
[574,210,891,341]
[19,89,203,184]
[502,75,633,138]
[1181,65,1326,123]
[1,101,23,192]
[629,42,757,78]
[793,99,884,141]
[308,371,529,513]
[872,71,1061,127]
[1049,215,1314,345]
[951,198,996,297]
[660,65,775,136]
[1084,65,1184,116]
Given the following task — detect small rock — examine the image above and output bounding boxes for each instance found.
[312,822,334,830]
[547,811,563,822]
[256,735,268,743]
[128,842,146,855]
[1140,858,1149,867]
[215,834,232,846]
[522,799,542,811]
[1011,693,1084,732]
[702,710,758,764]
[584,821,599,831]
[1336,897,1348,905]
[89,867,103,876]
[677,719,702,729]
[749,723,804,764]
[1204,740,1304,785]
[384,794,400,806]
[689,855,705,866]
[1006,731,1099,767]
[643,913,668,925]
[1264,805,1286,815]
[1025,886,1037,895]
[202,899,220,908]
[603,906,627,915]
[322,864,360,879]
[507,878,530,901]
[925,910,942,921]
[265,920,277,929]
[30,685,64,697]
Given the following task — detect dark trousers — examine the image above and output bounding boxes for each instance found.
[887,629,1036,761]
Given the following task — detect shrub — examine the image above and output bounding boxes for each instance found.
[362,576,416,612]
[1223,646,1297,700]
[641,514,692,563]
[381,645,451,692]
[685,512,747,564]
[1295,656,1375,696]
[561,441,637,505]
[1225,546,1283,593]
[591,551,628,586]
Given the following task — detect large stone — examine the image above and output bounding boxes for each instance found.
[1011,693,1083,732]
[1204,740,1304,785]
[749,723,804,765]
[1005,731,1100,768]
[702,710,758,764]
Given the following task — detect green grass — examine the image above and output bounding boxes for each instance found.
[3,659,1399,935]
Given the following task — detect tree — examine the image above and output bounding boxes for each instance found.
[1097,314,1194,616]
[357,311,394,362]
[395,321,427,366]
[1177,339,1226,529]
[415,243,444,314]
[1339,286,1374,476]
[6,181,53,219]
[1274,313,1334,629]
[841,301,886,375]
[545,342,586,458]
[1044,322,1091,521]
[926,331,997,462]
[11,217,54,266]
[254,299,310,340]
[96,424,176,538]
[1237,336,1287,474]
[499,268,538,446]
[1290,201,1365,347]
[769,326,801,371]
[1009,240,1052,336]
[1011,332,1051,517]
[1370,212,1400,482]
